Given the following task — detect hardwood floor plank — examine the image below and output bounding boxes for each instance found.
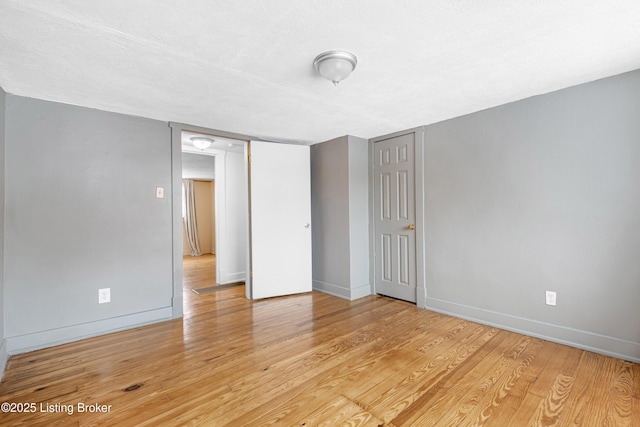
[528,371,576,426]
[390,331,526,426]
[553,350,610,426]
[494,341,581,426]
[376,326,501,424]
[481,339,560,426]
[0,255,638,426]
[446,337,545,426]
[348,319,484,417]
[297,395,384,427]
[167,305,424,425]
[341,316,469,406]
[95,298,414,426]
[230,309,455,426]
[634,362,640,427]
[605,360,635,426]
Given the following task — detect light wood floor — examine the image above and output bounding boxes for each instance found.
[0,261,638,426]
[183,253,217,291]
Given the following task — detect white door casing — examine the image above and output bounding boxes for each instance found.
[374,133,417,302]
[249,141,312,299]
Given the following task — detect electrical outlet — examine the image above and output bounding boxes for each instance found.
[545,290,556,306]
[98,288,111,304]
[156,186,164,199]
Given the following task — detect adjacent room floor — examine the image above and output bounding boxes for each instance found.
[183,253,217,292]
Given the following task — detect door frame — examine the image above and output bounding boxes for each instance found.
[169,122,254,318]
[368,126,427,308]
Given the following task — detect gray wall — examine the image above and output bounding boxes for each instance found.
[312,136,349,291]
[347,136,370,293]
[0,88,6,373]
[311,135,370,300]
[421,70,640,361]
[4,95,174,353]
[182,152,215,180]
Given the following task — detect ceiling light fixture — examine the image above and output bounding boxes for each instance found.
[313,50,357,85]
[191,136,214,150]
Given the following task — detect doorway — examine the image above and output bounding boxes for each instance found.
[180,130,248,296]
[170,123,313,318]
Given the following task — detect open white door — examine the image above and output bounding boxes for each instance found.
[248,141,312,299]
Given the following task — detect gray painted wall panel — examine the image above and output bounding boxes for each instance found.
[4,96,173,340]
[422,70,640,358]
[311,136,350,290]
[347,136,370,293]
[311,135,371,300]
[182,152,215,180]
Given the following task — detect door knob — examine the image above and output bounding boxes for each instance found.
[304,223,310,229]
[408,224,415,230]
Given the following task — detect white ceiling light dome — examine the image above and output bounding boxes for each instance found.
[313,50,358,85]
[191,136,214,150]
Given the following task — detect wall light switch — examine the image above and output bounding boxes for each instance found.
[545,290,556,306]
[99,288,111,304]
[156,186,164,199]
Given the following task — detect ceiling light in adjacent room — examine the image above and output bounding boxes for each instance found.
[191,136,214,150]
[313,50,357,85]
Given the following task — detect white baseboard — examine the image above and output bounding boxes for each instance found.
[172,295,183,318]
[218,271,246,285]
[425,297,640,363]
[351,283,372,300]
[313,280,372,301]
[6,307,173,355]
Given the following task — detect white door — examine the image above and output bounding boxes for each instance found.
[248,141,312,299]
[374,133,417,302]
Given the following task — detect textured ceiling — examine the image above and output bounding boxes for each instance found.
[2,1,640,144]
